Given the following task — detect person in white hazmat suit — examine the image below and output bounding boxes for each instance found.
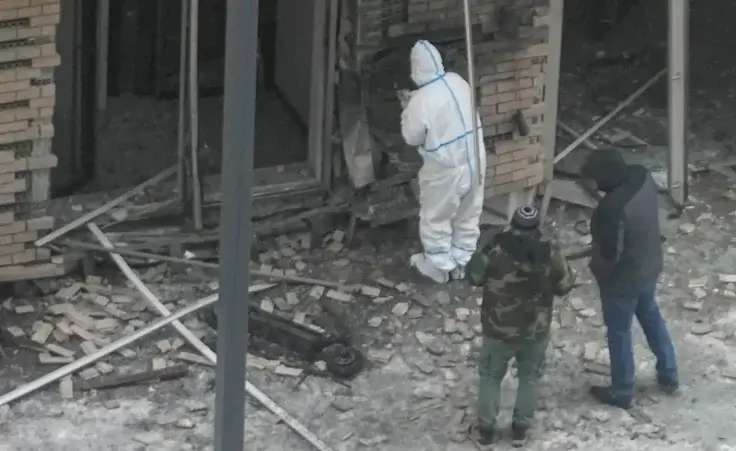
[401,40,487,283]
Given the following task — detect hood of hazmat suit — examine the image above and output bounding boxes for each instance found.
[401,40,488,282]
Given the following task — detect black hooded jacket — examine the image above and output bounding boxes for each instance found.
[581,150,663,295]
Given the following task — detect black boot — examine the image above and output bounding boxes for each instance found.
[658,377,679,395]
[589,385,633,409]
[469,424,494,449]
[511,423,529,448]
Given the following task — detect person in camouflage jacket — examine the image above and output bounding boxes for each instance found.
[466,204,575,448]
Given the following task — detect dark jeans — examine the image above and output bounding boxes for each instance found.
[478,336,549,429]
[600,277,678,400]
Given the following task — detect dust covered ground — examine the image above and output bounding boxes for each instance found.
[0,171,736,451]
[3,1,736,450]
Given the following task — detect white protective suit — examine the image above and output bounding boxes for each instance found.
[401,40,487,283]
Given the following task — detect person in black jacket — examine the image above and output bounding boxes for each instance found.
[580,149,678,409]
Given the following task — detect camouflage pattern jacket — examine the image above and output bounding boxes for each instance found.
[467,229,576,342]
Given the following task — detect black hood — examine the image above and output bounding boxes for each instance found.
[580,148,629,192]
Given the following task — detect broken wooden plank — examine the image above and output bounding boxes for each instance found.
[78,365,189,391]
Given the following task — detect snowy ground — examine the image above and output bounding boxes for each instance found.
[4,1,736,450]
[1,168,736,451]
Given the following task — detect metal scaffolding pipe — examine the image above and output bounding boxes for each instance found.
[0,294,219,407]
[461,0,483,186]
[668,0,689,206]
[215,0,257,448]
[177,0,190,206]
[188,0,203,229]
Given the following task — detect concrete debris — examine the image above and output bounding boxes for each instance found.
[578,308,597,318]
[360,285,381,297]
[293,312,307,324]
[411,292,431,307]
[395,283,410,293]
[14,305,34,314]
[372,296,391,304]
[176,352,214,367]
[260,299,274,313]
[375,277,395,288]
[690,322,714,336]
[46,343,75,357]
[407,307,423,319]
[326,242,343,252]
[94,318,119,332]
[326,289,352,302]
[152,358,168,371]
[6,326,24,337]
[392,302,409,316]
[273,297,292,311]
[111,295,133,304]
[175,418,196,429]
[719,274,736,284]
[683,299,704,312]
[455,307,470,321]
[156,340,172,353]
[79,368,100,380]
[133,432,164,445]
[692,287,707,300]
[415,331,445,355]
[59,377,74,399]
[433,291,451,306]
[368,317,383,327]
[444,318,458,333]
[678,223,696,234]
[104,400,121,410]
[39,353,74,364]
[722,367,736,381]
[689,276,708,288]
[285,292,300,306]
[274,364,303,377]
[367,349,394,365]
[30,322,54,344]
[309,286,325,300]
[56,282,83,301]
[331,395,354,412]
[96,362,115,374]
[570,296,586,310]
[583,342,603,362]
[247,355,280,370]
[331,229,345,243]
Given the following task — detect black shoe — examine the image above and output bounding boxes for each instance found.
[589,385,633,409]
[658,377,679,395]
[469,424,494,448]
[511,423,528,448]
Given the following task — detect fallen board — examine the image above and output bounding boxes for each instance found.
[546,179,599,209]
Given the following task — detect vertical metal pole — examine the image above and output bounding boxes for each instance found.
[668,0,689,206]
[95,0,109,112]
[214,0,257,449]
[542,0,564,185]
[461,0,482,186]
[177,0,189,209]
[538,0,564,223]
[189,0,203,229]
[308,0,328,183]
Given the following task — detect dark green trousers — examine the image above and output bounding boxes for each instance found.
[477,335,549,430]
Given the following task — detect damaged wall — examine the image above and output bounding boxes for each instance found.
[0,0,61,272]
[339,0,551,197]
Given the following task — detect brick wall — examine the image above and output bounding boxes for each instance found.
[0,0,60,276]
[344,0,551,198]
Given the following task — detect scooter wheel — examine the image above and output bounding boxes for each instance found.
[322,343,364,379]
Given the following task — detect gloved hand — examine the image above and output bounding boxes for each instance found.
[397,89,412,109]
